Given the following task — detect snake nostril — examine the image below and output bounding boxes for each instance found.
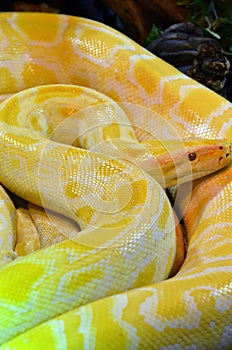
[226,153,230,157]
[219,146,224,150]
[219,156,223,164]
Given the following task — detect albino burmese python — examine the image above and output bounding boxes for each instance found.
[0,12,231,349]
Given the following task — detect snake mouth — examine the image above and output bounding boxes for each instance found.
[175,172,209,185]
[175,160,231,186]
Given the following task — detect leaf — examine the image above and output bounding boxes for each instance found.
[176,0,232,50]
[143,24,162,46]
[205,27,221,39]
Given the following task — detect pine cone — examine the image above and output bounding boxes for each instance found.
[147,22,230,94]
[188,41,230,93]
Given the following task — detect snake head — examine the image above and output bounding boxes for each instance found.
[180,137,231,181]
[141,137,232,188]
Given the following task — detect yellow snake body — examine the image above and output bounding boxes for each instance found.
[0,12,231,349]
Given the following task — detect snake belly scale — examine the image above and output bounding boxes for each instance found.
[0,12,231,349]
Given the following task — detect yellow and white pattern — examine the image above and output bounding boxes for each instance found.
[0,12,231,349]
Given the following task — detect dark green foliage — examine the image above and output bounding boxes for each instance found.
[177,0,232,51]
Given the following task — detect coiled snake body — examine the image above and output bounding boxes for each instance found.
[0,12,231,349]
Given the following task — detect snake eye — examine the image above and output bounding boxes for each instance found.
[188,152,196,161]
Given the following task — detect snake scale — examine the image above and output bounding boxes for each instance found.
[0,12,231,349]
